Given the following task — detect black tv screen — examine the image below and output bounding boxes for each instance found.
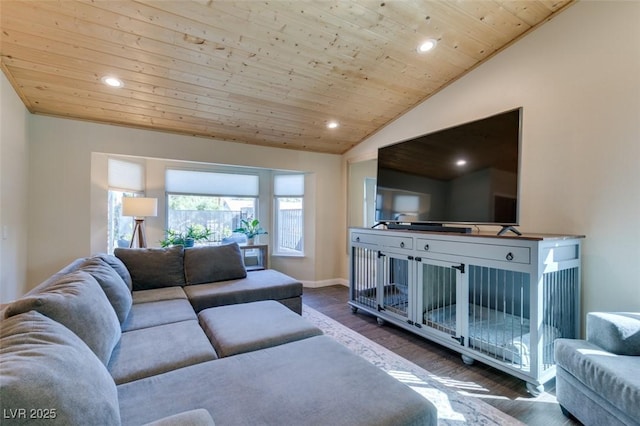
[375,108,522,227]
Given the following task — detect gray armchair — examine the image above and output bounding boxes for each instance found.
[555,312,640,426]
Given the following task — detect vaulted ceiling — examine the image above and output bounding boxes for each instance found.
[0,0,573,154]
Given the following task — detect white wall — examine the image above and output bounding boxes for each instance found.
[26,116,344,290]
[346,2,640,316]
[0,72,29,303]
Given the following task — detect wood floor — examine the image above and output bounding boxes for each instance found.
[302,285,581,426]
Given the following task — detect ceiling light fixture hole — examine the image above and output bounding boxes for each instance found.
[417,39,437,53]
[101,76,123,88]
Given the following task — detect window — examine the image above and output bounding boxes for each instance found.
[274,174,304,256]
[165,170,259,243]
[107,159,144,253]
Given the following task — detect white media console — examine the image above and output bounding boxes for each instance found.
[348,227,584,394]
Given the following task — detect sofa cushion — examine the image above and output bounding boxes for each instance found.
[587,312,640,356]
[184,243,247,285]
[117,335,436,426]
[79,257,133,323]
[92,253,133,291]
[115,246,186,290]
[184,269,302,313]
[555,338,640,422]
[108,320,217,385]
[4,270,121,366]
[121,298,197,332]
[132,287,188,304]
[0,311,121,425]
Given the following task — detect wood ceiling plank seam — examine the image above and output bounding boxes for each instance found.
[274,2,502,80]
[4,54,384,131]
[5,0,462,106]
[12,68,376,134]
[9,58,377,136]
[30,96,351,152]
[1,3,253,69]
[427,1,532,49]
[1,39,404,119]
[450,1,535,35]
[495,0,563,27]
[298,2,502,62]
[22,87,348,142]
[0,25,420,114]
[533,0,572,13]
[82,0,399,76]
[135,0,465,88]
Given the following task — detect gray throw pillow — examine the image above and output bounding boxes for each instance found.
[184,243,247,285]
[4,270,121,366]
[93,253,133,291]
[115,246,186,291]
[80,257,133,324]
[0,311,121,425]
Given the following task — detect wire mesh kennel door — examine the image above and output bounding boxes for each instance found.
[350,245,378,311]
[378,251,411,321]
[418,259,463,341]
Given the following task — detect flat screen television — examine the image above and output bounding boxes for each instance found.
[375,107,522,234]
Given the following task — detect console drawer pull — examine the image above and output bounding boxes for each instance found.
[424,244,429,251]
[506,252,514,261]
[400,242,405,248]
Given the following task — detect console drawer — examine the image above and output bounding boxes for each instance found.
[352,233,413,251]
[417,238,530,264]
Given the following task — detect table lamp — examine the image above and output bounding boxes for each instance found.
[122,197,158,248]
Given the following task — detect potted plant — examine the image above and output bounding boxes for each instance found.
[160,225,212,247]
[233,218,267,245]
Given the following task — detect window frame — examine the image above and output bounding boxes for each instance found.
[164,168,263,244]
[273,174,305,257]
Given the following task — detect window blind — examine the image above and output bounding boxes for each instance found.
[166,170,259,196]
[108,159,144,192]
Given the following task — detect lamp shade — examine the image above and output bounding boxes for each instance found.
[122,197,158,218]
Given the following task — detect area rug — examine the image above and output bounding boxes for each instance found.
[302,305,523,425]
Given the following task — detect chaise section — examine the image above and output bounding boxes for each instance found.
[109,320,217,385]
[117,335,437,426]
[132,286,188,304]
[184,269,303,313]
[198,300,322,357]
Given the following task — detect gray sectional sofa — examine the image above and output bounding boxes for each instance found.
[1,243,437,425]
[555,312,640,426]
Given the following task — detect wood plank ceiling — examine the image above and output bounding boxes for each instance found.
[0,0,573,155]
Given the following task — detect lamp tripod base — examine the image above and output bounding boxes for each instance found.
[130,219,147,248]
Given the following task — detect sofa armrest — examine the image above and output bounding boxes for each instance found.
[587,312,640,355]
[143,409,215,426]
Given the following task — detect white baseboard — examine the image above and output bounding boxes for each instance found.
[302,278,348,288]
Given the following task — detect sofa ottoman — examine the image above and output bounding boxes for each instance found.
[198,300,323,357]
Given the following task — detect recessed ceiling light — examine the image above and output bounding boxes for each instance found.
[456,159,467,166]
[327,121,339,129]
[417,39,437,53]
[101,76,123,88]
